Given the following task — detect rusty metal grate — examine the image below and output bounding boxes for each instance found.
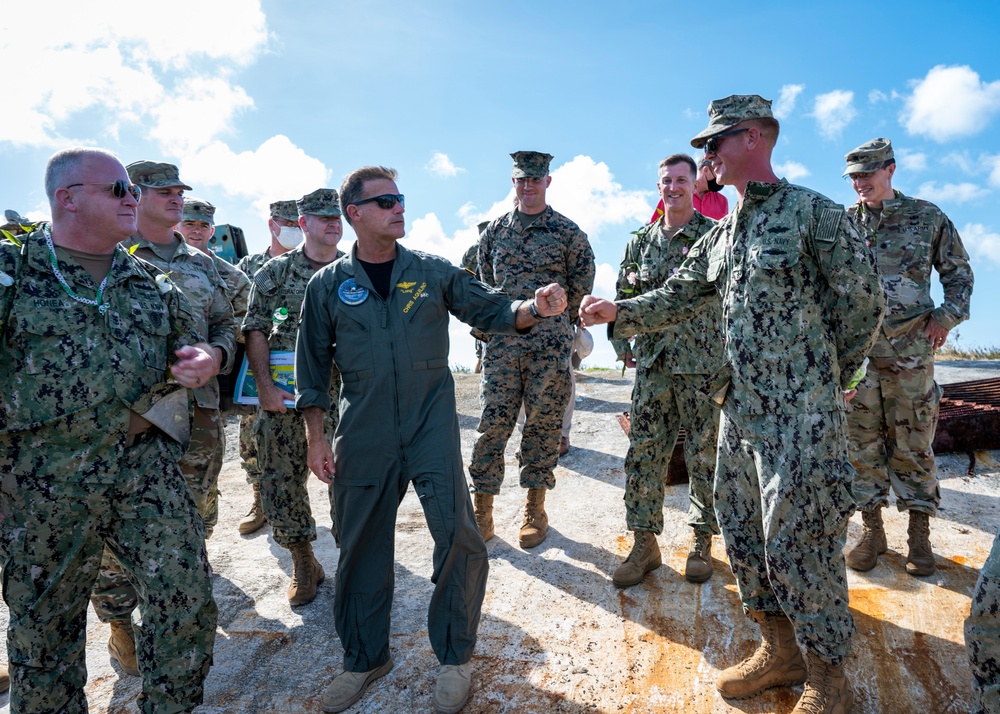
[934,377,1000,454]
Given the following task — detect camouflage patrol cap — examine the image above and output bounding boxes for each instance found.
[843,138,895,176]
[182,198,215,224]
[269,200,299,222]
[477,220,490,234]
[296,188,342,217]
[690,95,775,149]
[126,160,193,190]
[511,151,553,178]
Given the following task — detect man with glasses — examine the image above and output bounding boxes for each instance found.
[842,138,973,577]
[610,153,722,588]
[0,147,217,713]
[234,199,301,535]
[90,160,237,677]
[580,95,884,714]
[243,188,345,607]
[469,151,595,549]
[295,166,568,713]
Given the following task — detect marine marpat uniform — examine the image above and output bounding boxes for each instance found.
[846,192,973,514]
[91,231,237,623]
[612,179,885,664]
[295,243,527,673]
[612,211,722,536]
[0,230,217,713]
[470,206,595,494]
[243,246,343,546]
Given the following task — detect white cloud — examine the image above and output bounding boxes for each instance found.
[914,182,989,204]
[774,161,811,182]
[811,90,857,139]
[944,150,976,175]
[150,76,254,154]
[901,65,1000,142]
[547,156,655,238]
[405,213,479,266]
[961,223,1000,267]
[426,152,465,178]
[895,149,928,173]
[773,84,805,119]
[869,89,889,104]
[988,155,1000,188]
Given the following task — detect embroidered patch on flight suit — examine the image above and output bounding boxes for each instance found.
[338,278,368,305]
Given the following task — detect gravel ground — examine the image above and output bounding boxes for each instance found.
[0,364,997,713]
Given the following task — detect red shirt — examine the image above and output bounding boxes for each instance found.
[693,191,729,220]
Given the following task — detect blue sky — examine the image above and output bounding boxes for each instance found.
[3,1,999,369]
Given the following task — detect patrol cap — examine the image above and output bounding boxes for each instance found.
[511,151,553,179]
[269,200,299,222]
[477,220,489,234]
[690,95,775,149]
[126,160,193,190]
[296,188,342,217]
[182,198,215,224]
[843,138,895,176]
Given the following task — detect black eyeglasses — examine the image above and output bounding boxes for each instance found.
[65,179,142,201]
[704,128,750,156]
[352,193,404,210]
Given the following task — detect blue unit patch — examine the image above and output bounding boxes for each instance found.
[338,278,369,306]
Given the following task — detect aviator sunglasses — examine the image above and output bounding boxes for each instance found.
[703,127,749,155]
[352,193,405,210]
[65,179,142,202]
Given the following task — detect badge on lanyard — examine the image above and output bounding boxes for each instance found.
[338,278,369,305]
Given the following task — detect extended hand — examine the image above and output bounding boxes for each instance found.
[579,295,618,326]
[534,283,567,317]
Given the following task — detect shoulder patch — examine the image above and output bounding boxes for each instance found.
[816,207,844,245]
[254,268,277,294]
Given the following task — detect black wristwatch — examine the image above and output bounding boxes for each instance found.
[528,301,547,319]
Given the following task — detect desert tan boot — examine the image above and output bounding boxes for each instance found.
[321,657,394,713]
[433,660,474,713]
[684,530,714,583]
[612,530,662,587]
[518,488,548,548]
[238,483,267,535]
[791,651,854,713]
[474,493,494,542]
[0,663,9,693]
[845,508,887,572]
[717,611,807,698]
[287,540,325,606]
[108,620,140,676]
[906,510,935,576]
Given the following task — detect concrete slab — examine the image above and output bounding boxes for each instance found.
[1,362,997,713]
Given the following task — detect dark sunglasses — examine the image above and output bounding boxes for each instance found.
[352,193,404,210]
[65,179,142,201]
[704,127,750,156]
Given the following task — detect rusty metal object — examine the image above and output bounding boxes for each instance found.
[933,377,1000,458]
[615,412,689,484]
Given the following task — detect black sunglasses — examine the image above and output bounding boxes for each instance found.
[65,179,142,202]
[704,128,750,156]
[352,193,404,210]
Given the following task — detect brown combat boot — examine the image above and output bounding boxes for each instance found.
[791,651,854,714]
[108,620,140,676]
[685,530,714,583]
[716,611,807,698]
[287,541,325,606]
[906,510,935,576]
[845,508,887,572]
[474,493,495,542]
[0,663,9,693]
[519,488,548,549]
[612,530,662,587]
[238,483,267,535]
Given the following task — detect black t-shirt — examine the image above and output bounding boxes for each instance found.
[358,258,395,300]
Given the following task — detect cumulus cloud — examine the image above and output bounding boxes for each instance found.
[914,182,989,204]
[547,156,655,239]
[811,90,857,139]
[895,149,928,173]
[426,152,465,178]
[773,84,805,119]
[869,89,889,104]
[961,223,1000,267]
[405,213,480,266]
[150,76,254,154]
[774,161,811,182]
[901,65,1000,142]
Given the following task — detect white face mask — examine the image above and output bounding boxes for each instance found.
[276,225,303,250]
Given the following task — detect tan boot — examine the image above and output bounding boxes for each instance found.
[0,663,9,693]
[474,493,495,542]
[791,651,854,714]
[906,510,935,576]
[287,541,325,606]
[612,530,662,587]
[321,657,394,713]
[108,620,140,676]
[716,611,806,698]
[684,530,714,583]
[845,508,887,572]
[238,483,267,535]
[519,488,549,549]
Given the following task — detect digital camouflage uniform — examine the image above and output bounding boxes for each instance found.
[243,245,343,546]
[0,229,217,713]
[967,530,1000,714]
[612,178,885,664]
[470,205,595,494]
[846,191,973,515]
[295,242,528,672]
[91,229,237,623]
[611,212,722,536]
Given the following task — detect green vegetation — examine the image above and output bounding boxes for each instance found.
[937,331,1000,360]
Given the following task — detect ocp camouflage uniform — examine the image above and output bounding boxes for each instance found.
[236,248,280,482]
[470,207,595,493]
[846,192,973,514]
[611,211,722,536]
[0,230,217,713]
[92,230,237,623]
[243,246,343,546]
[967,530,1000,714]
[613,179,885,664]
